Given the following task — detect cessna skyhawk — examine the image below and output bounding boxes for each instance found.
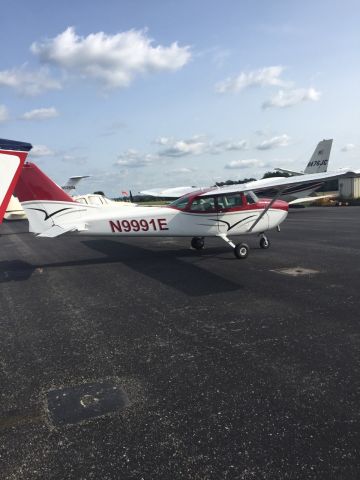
[0,138,357,259]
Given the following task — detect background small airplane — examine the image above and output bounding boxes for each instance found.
[73,193,135,207]
[274,138,333,176]
[0,138,357,259]
[4,175,135,221]
[62,175,136,208]
[140,139,334,205]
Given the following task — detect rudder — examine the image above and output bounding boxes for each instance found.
[0,138,32,223]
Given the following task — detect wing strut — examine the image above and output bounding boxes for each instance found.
[247,188,285,233]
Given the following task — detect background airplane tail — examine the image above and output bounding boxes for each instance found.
[0,138,32,223]
[62,175,90,192]
[304,139,333,174]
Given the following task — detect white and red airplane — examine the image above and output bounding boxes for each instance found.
[0,138,357,259]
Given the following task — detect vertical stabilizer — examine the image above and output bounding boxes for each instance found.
[0,138,32,223]
[14,162,91,236]
[15,162,75,203]
[304,139,333,174]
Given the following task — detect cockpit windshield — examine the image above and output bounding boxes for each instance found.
[169,194,192,210]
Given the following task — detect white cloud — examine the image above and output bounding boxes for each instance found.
[257,134,290,150]
[61,154,87,164]
[171,167,197,174]
[341,143,355,152]
[262,87,321,109]
[158,136,248,157]
[225,159,266,169]
[0,67,61,96]
[115,149,159,168]
[31,27,191,89]
[215,66,289,93]
[29,145,55,157]
[154,136,172,146]
[212,140,248,153]
[0,105,9,123]
[100,121,128,137]
[160,137,208,157]
[21,107,59,120]
[211,48,231,68]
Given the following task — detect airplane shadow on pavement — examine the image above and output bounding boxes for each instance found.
[0,239,242,296]
[82,239,242,296]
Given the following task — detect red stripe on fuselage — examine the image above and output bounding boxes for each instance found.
[257,199,289,211]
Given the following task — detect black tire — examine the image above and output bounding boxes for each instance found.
[191,237,205,250]
[259,236,270,249]
[234,243,249,259]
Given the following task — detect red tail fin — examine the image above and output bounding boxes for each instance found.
[15,162,74,203]
[0,139,32,224]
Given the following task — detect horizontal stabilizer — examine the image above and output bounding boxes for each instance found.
[37,225,76,237]
[37,223,88,237]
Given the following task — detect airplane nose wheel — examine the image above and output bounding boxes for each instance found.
[259,235,270,249]
[234,243,249,259]
[191,236,205,250]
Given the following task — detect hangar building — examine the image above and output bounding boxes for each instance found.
[339,177,360,199]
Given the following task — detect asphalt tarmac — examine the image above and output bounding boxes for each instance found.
[0,207,359,479]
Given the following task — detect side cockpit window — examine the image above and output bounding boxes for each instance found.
[189,197,215,212]
[245,192,258,205]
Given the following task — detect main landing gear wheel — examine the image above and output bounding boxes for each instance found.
[234,243,249,259]
[191,236,205,250]
[259,236,270,249]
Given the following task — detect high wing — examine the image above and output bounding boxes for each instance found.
[199,169,359,197]
[140,186,204,198]
[142,168,358,201]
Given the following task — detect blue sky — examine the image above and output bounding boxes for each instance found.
[1,0,360,196]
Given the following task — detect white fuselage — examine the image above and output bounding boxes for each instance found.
[22,201,288,238]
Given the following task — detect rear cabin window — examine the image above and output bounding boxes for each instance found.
[216,193,244,210]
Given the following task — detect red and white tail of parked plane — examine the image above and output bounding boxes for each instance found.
[0,138,358,259]
[0,139,32,223]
